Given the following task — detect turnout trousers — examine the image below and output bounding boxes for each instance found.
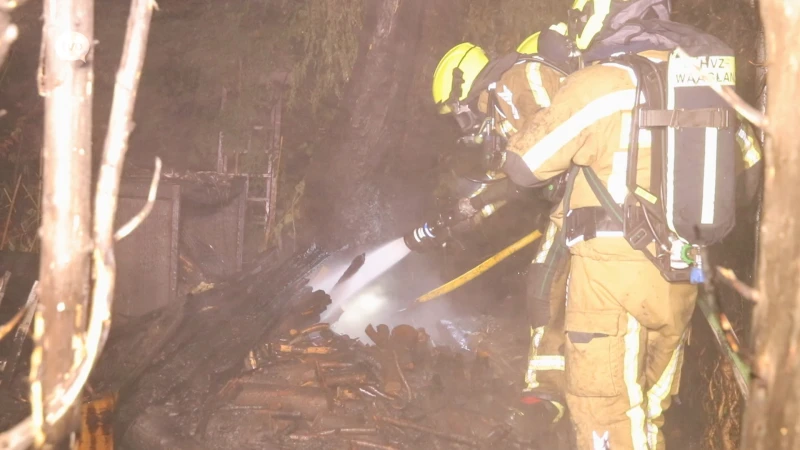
[524,221,569,400]
[564,239,697,450]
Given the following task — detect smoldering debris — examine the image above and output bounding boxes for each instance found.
[120,292,565,450]
[198,321,559,450]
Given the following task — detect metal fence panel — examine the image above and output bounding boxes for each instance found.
[114,179,180,318]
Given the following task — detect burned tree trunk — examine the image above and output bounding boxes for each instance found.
[303,0,425,250]
[739,2,800,449]
[33,0,94,446]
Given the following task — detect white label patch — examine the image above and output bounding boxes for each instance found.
[669,53,736,87]
[497,85,520,120]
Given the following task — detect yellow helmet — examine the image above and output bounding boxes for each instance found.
[432,43,489,114]
[517,32,541,55]
[517,23,569,55]
[570,0,613,50]
[569,0,671,50]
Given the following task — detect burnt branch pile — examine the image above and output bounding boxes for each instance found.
[108,267,565,449]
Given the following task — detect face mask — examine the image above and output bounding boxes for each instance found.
[449,101,484,134]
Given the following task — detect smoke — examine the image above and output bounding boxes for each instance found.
[307,237,461,344]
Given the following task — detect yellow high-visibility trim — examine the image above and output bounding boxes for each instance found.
[526,63,551,108]
[634,187,658,205]
[525,326,545,389]
[534,222,558,263]
[645,334,685,449]
[500,120,518,137]
[736,123,762,169]
[624,313,648,449]
[521,89,638,173]
[529,355,566,371]
[574,0,612,50]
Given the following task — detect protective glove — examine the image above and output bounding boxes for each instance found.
[457,197,479,219]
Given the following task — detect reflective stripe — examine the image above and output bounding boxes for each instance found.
[666,61,677,233]
[701,128,718,224]
[736,125,762,169]
[534,223,558,263]
[566,230,625,247]
[497,85,520,120]
[645,335,685,449]
[743,148,761,169]
[593,431,611,450]
[500,120,518,137]
[532,326,545,348]
[525,326,546,389]
[529,355,566,371]
[551,401,566,424]
[623,313,648,450]
[521,89,639,173]
[526,63,551,108]
[469,183,488,198]
[525,380,541,390]
[480,203,496,217]
[574,0,611,50]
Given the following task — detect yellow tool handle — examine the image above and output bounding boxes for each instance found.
[415,229,542,304]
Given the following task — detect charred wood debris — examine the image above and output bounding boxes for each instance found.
[0,243,564,449]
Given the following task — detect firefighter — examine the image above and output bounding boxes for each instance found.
[430,24,576,423]
[496,1,763,449]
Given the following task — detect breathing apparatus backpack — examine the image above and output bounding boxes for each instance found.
[569,21,738,284]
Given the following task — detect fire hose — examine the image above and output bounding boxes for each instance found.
[414,229,542,304]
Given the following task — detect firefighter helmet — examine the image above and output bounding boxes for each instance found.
[569,0,671,50]
[432,43,489,114]
[517,23,569,54]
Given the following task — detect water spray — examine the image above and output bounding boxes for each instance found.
[307,200,508,342]
[311,238,412,326]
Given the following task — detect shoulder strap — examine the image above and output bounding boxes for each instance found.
[561,164,624,226]
[581,166,624,227]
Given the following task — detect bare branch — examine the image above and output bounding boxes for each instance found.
[0,271,10,307]
[674,47,770,131]
[0,306,25,341]
[0,0,21,69]
[39,0,156,428]
[114,157,162,241]
[1,175,22,250]
[716,266,763,304]
[32,0,95,442]
[0,417,33,450]
[0,16,17,69]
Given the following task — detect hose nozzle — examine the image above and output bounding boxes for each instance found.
[403,221,447,253]
[404,201,479,253]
